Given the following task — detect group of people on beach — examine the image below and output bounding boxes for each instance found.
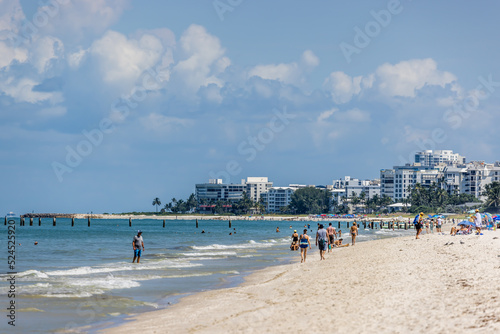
[290,222,358,263]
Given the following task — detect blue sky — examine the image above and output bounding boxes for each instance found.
[1,0,500,214]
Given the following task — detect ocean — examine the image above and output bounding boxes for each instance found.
[0,217,414,333]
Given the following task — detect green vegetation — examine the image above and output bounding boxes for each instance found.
[483,181,500,210]
[408,183,479,213]
[152,197,161,213]
[286,187,331,214]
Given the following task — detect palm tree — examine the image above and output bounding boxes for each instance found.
[483,181,500,208]
[152,197,161,213]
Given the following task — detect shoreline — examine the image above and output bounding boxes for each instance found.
[100,226,500,334]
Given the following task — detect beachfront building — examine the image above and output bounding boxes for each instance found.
[195,177,273,203]
[332,176,381,199]
[380,169,395,198]
[245,177,273,202]
[414,150,466,167]
[391,164,441,200]
[443,161,500,200]
[260,187,294,213]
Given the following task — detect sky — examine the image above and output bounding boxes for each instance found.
[1,0,500,215]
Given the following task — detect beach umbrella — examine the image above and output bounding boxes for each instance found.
[458,220,473,226]
[483,213,493,223]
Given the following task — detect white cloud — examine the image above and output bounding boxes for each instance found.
[0,40,27,69]
[39,0,131,42]
[333,108,370,123]
[0,0,24,35]
[248,50,319,86]
[140,113,193,132]
[173,24,229,94]
[67,48,87,69]
[375,58,456,97]
[0,77,62,103]
[323,71,363,104]
[90,30,164,85]
[29,35,64,74]
[317,108,336,122]
[301,49,319,68]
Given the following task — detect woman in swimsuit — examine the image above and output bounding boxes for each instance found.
[350,222,358,246]
[290,230,299,251]
[299,229,311,263]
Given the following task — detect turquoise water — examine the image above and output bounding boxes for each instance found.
[0,218,414,333]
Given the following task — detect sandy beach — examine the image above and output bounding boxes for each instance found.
[100,226,500,334]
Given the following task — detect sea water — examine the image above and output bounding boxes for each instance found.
[0,218,414,333]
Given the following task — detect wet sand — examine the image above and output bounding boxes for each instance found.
[102,227,500,334]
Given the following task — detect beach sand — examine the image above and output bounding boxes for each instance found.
[102,228,500,334]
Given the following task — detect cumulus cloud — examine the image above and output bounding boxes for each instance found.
[90,30,165,86]
[375,58,457,98]
[29,35,64,74]
[0,40,27,69]
[323,72,363,104]
[248,50,319,86]
[324,58,457,104]
[0,77,62,103]
[172,24,230,95]
[38,0,131,44]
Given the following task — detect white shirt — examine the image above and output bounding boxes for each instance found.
[474,213,482,227]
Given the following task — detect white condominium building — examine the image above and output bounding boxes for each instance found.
[391,164,441,200]
[414,150,465,167]
[245,177,273,202]
[444,161,500,200]
[332,176,381,199]
[260,187,295,213]
[195,177,273,203]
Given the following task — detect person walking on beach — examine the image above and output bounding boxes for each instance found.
[132,230,145,263]
[316,224,328,260]
[299,229,311,263]
[327,223,337,253]
[474,209,482,234]
[414,212,424,239]
[350,222,358,246]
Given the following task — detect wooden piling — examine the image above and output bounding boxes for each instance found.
[196,218,199,228]
[30,217,33,226]
[363,222,366,229]
[229,220,232,228]
[163,219,165,228]
[4,216,6,225]
[405,223,407,230]
[338,222,340,229]
[347,222,350,228]
[38,217,41,226]
[128,218,131,227]
[88,217,91,227]
[53,217,56,226]
[72,218,74,227]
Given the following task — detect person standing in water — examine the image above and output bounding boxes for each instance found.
[132,230,145,263]
[299,229,311,263]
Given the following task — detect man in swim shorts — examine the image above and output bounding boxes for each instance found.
[326,223,337,253]
[316,224,328,260]
[132,230,145,263]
